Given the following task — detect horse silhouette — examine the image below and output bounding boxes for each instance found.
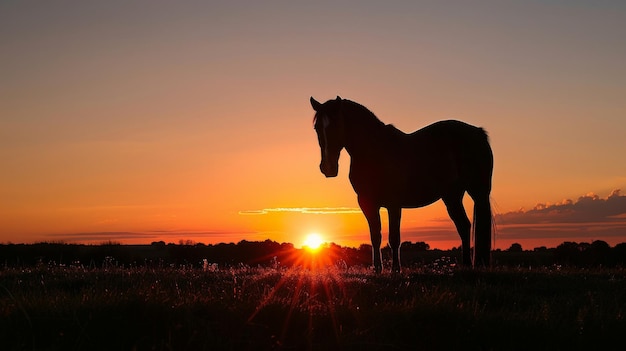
[310,96,493,272]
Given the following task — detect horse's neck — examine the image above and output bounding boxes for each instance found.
[344,121,399,159]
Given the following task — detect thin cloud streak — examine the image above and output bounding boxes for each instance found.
[239,207,363,215]
[43,230,262,244]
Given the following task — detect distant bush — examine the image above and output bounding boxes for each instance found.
[554,240,620,266]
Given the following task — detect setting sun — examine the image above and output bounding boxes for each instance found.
[303,233,324,251]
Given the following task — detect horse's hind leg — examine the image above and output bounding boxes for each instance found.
[388,207,402,273]
[443,193,472,266]
[359,197,382,273]
[471,192,492,267]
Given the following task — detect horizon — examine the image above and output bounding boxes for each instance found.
[3,188,625,251]
[3,236,623,253]
[2,1,626,251]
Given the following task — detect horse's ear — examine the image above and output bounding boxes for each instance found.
[336,96,342,101]
[310,97,322,111]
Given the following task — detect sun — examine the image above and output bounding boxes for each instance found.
[303,233,324,251]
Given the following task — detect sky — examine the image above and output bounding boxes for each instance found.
[1,0,626,250]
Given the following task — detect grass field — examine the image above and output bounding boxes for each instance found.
[1,264,625,351]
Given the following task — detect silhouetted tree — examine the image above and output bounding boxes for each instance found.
[555,242,581,265]
[587,240,611,266]
[402,241,430,251]
[3,240,625,269]
[612,243,626,266]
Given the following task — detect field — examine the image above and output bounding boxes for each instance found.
[1,264,625,351]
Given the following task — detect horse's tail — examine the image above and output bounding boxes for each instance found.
[472,196,492,267]
[471,127,493,267]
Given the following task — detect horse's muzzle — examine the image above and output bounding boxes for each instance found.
[320,162,338,178]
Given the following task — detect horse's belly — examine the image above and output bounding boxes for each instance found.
[350,166,449,208]
[365,175,442,208]
[391,188,441,208]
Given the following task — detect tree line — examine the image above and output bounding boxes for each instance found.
[1,239,625,269]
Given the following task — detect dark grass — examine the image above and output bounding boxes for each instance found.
[1,265,625,351]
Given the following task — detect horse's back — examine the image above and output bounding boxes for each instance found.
[408,120,493,188]
[411,120,488,141]
[349,118,492,205]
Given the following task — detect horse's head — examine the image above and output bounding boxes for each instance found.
[310,96,345,178]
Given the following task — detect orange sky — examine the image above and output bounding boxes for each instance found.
[2,1,626,250]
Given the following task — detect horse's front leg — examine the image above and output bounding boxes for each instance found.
[359,197,382,273]
[388,207,402,272]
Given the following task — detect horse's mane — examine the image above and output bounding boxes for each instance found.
[314,98,386,128]
[342,99,385,126]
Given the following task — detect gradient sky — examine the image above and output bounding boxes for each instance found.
[2,1,625,249]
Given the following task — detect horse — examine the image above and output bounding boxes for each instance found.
[310,96,493,272]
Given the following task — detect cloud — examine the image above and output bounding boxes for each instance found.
[44,230,261,244]
[494,189,626,245]
[497,189,626,225]
[45,232,150,242]
[239,207,363,215]
[393,189,626,248]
